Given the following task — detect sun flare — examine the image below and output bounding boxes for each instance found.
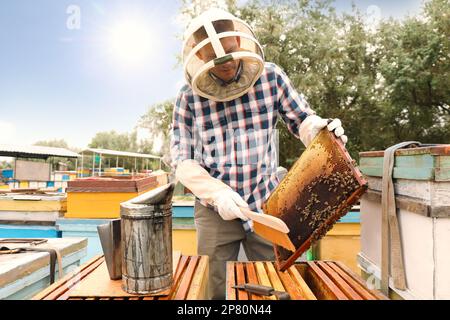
[107,20,154,66]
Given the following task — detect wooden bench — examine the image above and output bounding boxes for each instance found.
[32,254,208,300]
[226,260,387,300]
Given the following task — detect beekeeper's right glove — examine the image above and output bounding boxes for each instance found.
[175,159,249,221]
[211,188,249,221]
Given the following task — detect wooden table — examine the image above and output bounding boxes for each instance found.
[33,254,208,300]
[226,260,387,300]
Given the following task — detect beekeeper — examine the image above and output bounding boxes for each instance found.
[170,8,347,299]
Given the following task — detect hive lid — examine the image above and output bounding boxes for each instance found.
[359,144,450,157]
[359,144,450,181]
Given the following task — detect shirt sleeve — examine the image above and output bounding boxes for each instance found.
[275,64,315,138]
[170,89,195,171]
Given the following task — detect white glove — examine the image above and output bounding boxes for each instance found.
[211,189,249,221]
[175,159,249,221]
[298,115,348,147]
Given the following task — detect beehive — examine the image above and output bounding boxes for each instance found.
[65,175,158,218]
[359,145,450,299]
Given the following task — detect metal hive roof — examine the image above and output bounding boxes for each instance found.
[0,144,80,159]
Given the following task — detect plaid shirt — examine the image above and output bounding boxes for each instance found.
[171,62,315,229]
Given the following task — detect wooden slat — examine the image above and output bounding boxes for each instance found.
[186,256,209,300]
[57,291,72,300]
[226,262,236,300]
[317,261,363,300]
[288,266,317,300]
[235,263,249,300]
[172,251,182,276]
[68,261,172,298]
[244,262,263,300]
[334,261,388,300]
[52,256,105,300]
[32,255,103,300]
[244,263,262,300]
[228,261,386,301]
[160,255,190,300]
[326,262,378,300]
[264,262,286,293]
[306,262,348,300]
[41,256,105,300]
[68,251,181,298]
[254,262,276,300]
[275,268,305,300]
[37,254,209,301]
[173,256,199,300]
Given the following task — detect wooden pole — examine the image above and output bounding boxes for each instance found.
[99,154,102,177]
[81,152,84,178]
[92,153,95,177]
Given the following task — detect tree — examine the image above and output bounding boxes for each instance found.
[237,0,450,164]
[33,139,70,149]
[158,0,450,169]
[374,0,450,145]
[0,161,12,170]
[138,100,174,157]
[88,130,139,152]
[88,130,142,169]
[177,0,236,27]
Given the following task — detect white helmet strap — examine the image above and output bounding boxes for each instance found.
[204,21,226,58]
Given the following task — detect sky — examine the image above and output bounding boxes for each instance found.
[0,0,424,151]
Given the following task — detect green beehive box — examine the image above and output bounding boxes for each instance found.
[359,145,450,182]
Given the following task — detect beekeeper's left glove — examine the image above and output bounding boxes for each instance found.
[299,115,348,147]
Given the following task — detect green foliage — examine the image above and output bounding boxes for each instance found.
[375,0,450,145]
[0,161,12,170]
[88,130,139,152]
[237,0,449,166]
[88,130,136,169]
[139,100,175,157]
[33,139,70,149]
[146,0,450,169]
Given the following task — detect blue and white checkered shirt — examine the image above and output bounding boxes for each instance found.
[171,62,315,230]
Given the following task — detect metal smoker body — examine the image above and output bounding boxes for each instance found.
[120,183,175,294]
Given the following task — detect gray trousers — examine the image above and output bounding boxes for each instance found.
[194,201,275,300]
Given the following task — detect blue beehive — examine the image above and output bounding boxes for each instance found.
[1,169,13,179]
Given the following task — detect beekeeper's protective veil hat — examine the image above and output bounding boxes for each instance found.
[182,8,265,102]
